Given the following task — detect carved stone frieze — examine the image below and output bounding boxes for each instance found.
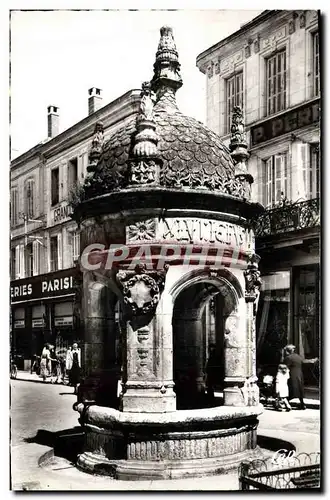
[116,263,168,317]
[245,45,251,58]
[129,160,157,184]
[221,50,243,73]
[214,60,220,74]
[127,219,156,242]
[289,20,296,35]
[261,27,286,51]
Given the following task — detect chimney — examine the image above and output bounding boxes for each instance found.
[88,87,103,115]
[47,105,59,138]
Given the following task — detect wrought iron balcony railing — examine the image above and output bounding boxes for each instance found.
[253,198,320,238]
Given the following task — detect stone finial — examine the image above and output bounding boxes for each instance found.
[87,121,104,173]
[132,82,158,158]
[230,106,253,198]
[129,82,161,184]
[151,26,183,96]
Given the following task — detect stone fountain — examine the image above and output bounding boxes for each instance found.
[72,26,264,480]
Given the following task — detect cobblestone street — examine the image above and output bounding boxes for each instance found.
[10,377,320,491]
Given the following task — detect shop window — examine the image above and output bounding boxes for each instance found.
[226,72,243,133]
[67,157,78,191]
[266,49,287,116]
[256,271,290,374]
[264,153,289,207]
[11,188,18,226]
[51,168,59,206]
[25,178,35,219]
[312,31,319,97]
[50,235,59,271]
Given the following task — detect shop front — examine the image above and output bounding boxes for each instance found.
[10,268,78,371]
[256,264,320,389]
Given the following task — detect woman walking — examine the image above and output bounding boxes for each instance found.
[283,344,318,410]
[40,344,52,382]
[66,343,81,394]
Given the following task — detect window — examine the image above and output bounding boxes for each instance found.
[51,168,59,206]
[313,32,319,97]
[226,72,243,133]
[25,243,33,278]
[300,143,320,199]
[265,153,289,208]
[50,236,59,271]
[266,49,287,115]
[10,248,16,280]
[25,179,35,219]
[68,231,80,265]
[11,188,18,226]
[67,158,78,191]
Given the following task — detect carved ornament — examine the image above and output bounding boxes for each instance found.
[244,254,262,302]
[116,263,168,317]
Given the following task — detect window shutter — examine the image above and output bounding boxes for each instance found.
[19,244,25,278]
[265,158,273,207]
[32,240,39,276]
[15,245,20,279]
[67,231,73,267]
[274,154,284,204]
[297,143,309,199]
[57,233,62,270]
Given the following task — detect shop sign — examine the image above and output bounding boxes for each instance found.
[251,99,320,146]
[14,320,25,328]
[10,268,76,303]
[32,319,45,328]
[55,316,73,327]
[53,203,73,224]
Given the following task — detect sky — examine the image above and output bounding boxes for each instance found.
[10,9,263,159]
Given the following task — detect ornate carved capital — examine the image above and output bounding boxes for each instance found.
[116,263,168,318]
[244,254,262,303]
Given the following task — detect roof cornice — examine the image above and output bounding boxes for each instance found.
[196,10,279,70]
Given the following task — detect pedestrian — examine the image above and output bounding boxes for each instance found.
[204,343,220,404]
[39,344,52,382]
[66,343,81,394]
[283,344,318,410]
[275,364,292,412]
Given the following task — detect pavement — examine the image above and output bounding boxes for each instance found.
[10,373,321,491]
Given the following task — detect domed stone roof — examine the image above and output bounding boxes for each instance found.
[79,26,253,207]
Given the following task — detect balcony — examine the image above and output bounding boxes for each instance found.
[253,198,320,238]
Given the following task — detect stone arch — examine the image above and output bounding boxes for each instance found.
[170,268,243,409]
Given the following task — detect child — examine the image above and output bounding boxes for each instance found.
[275,364,292,411]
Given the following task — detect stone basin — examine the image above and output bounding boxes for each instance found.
[75,403,263,480]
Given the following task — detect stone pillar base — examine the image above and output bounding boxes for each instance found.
[121,386,176,413]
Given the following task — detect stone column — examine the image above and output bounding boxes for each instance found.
[79,270,118,406]
[117,264,176,413]
[223,302,249,406]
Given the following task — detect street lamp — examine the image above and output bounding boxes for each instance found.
[18,212,46,247]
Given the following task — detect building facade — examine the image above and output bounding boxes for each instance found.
[10,88,140,370]
[197,10,320,387]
